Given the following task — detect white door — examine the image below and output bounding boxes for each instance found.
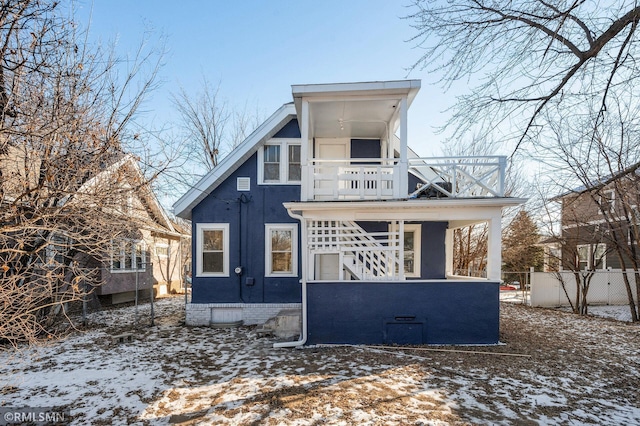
[315,253,340,280]
[315,139,348,200]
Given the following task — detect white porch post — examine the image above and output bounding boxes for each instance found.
[300,99,310,201]
[486,212,502,281]
[398,96,408,198]
[445,227,454,277]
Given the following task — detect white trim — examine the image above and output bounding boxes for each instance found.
[196,223,229,277]
[265,223,298,277]
[173,104,297,219]
[258,138,302,185]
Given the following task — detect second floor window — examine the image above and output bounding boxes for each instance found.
[259,139,301,184]
[598,190,615,214]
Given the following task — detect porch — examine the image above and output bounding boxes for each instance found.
[285,199,518,282]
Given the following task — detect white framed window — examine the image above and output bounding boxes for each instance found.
[593,243,607,269]
[401,224,421,277]
[598,189,615,214]
[155,243,169,258]
[388,224,421,277]
[265,224,298,277]
[628,206,639,245]
[258,139,302,184]
[111,240,146,272]
[196,223,229,277]
[576,243,606,270]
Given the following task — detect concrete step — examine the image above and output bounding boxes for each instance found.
[257,309,301,339]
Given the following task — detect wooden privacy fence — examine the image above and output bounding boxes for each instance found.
[530,270,640,307]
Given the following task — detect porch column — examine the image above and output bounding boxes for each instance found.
[398,96,408,198]
[445,227,454,277]
[486,212,502,281]
[300,99,310,201]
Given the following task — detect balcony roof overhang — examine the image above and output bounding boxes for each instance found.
[284,197,526,228]
[292,80,421,139]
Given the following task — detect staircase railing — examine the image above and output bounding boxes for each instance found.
[307,220,401,280]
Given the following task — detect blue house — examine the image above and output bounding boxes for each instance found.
[173,80,524,346]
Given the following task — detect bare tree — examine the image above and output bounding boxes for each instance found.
[172,78,264,174]
[172,79,229,171]
[0,0,162,346]
[407,1,640,156]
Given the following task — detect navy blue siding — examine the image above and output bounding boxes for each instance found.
[273,118,301,138]
[357,221,447,279]
[191,152,301,304]
[306,281,500,345]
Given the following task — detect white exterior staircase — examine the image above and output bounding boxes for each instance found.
[308,220,401,280]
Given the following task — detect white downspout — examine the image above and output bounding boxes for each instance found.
[274,210,308,348]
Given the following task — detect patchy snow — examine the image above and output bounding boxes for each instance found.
[500,289,635,322]
[1,296,639,425]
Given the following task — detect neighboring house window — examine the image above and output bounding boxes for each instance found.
[593,243,607,269]
[111,240,146,272]
[576,244,589,270]
[155,243,169,258]
[598,190,615,214]
[265,224,297,276]
[259,139,302,184]
[196,223,229,276]
[44,235,69,267]
[628,206,639,245]
[576,243,606,270]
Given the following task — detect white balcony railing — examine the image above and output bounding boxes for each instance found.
[304,156,507,201]
[409,156,506,198]
[308,158,399,201]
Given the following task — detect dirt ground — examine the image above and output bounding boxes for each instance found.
[2,298,639,425]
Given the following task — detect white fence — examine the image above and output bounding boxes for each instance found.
[530,270,640,307]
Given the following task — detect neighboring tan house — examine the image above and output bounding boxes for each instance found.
[1,145,189,304]
[555,169,640,271]
[173,80,524,346]
[80,155,190,303]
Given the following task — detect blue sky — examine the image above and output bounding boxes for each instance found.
[76,1,460,157]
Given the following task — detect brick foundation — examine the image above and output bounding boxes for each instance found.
[185,303,302,326]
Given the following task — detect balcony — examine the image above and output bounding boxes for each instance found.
[303,156,507,201]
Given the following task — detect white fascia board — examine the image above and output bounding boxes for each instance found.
[173,103,297,219]
[292,80,421,117]
[284,198,527,222]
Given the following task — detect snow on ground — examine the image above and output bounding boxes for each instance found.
[1,296,639,425]
[500,290,634,322]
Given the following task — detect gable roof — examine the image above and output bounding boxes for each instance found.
[552,162,640,201]
[76,154,179,234]
[173,103,297,219]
